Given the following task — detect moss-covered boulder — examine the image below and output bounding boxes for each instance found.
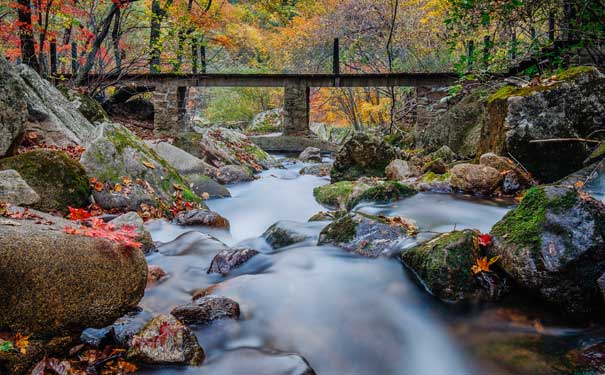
[174,127,275,171]
[247,108,284,134]
[0,149,90,212]
[80,123,202,212]
[489,186,605,316]
[330,133,397,182]
[0,57,26,157]
[59,87,109,123]
[262,220,319,249]
[318,212,416,257]
[313,179,416,210]
[0,207,147,338]
[308,210,347,222]
[479,67,605,182]
[401,230,509,303]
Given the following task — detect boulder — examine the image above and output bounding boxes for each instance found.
[310,122,352,145]
[0,169,40,206]
[299,163,331,177]
[330,133,397,182]
[146,140,219,177]
[479,152,532,193]
[80,123,202,211]
[313,179,416,210]
[0,58,26,157]
[0,210,147,337]
[450,163,503,195]
[171,295,240,325]
[401,230,509,303]
[318,212,416,257]
[428,145,457,163]
[489,186,605,316]
[422,158,447,175]
[216,165,255,185]
[410,171,453,193]
[479,67,605,182]
[207,248,260,276]
[110,212,155,253]
[174,127,275,171]
[188,174,231,198]
[262,220,318,249]
[248,108,284,134]
[127,314,204,366]
[385,159,412,180]
[59,88,108,123]
[15,63,97,147]
[0,149,90,213]
[175,208,230,228]
[147,265,167,287]
[298,147,322,162]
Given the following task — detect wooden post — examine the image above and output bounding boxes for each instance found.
[466,40,474,72]
[333,38,340,75]
[549,12,556,42]
[483,35,490,69]
[200,45,207,74]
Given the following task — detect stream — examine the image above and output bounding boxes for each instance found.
[139,158,602,375]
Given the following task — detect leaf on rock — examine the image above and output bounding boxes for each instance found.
[471,256,501,274]
[142,161,156,169]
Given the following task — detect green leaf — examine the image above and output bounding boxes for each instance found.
[0,341,14,353]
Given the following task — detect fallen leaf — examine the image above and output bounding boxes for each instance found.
[114,183,123,193]
[478,233,492,247]
[201,192,210,200]
[14,333,29,354]
[471,255,501,274]
[94,181,104,192]
[122,176,132,185]
[143,161,156,169]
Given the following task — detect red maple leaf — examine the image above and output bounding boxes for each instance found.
[478,233,492,247]
[67,206,92,221]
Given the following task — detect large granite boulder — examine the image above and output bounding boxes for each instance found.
[401,230,509,303]
[385,159,412,180]
[313,179,416,210]
[59,87,109,124]
[0,149,90,213]
[489,186,605,316]
[110,212,155,253]
[299,147,321,162]
[450,163,503,195]
[0,169,40,206]
[0,208,147,337]
[479,67,605,182]
[80,123,202,212]
[248,108,284,134]
[0,58,26,157]
[318,212,416,257]
[330,133,397,182]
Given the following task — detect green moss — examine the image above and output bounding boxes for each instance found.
[320,214,357,243]
[421,171,451,183]
[0,149,90,212]
[353,181,416,208]
[487,85,551,104]
[555,66,596,81]
[313,181,355,208]
[491,186,578,251]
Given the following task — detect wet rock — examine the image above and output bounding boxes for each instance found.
[171,295,240,325]
[422,158,447,174]
[80,326,112,348]
[385,159,411,180]
[175,208,230,229]
[318,212,415,257]
[410,172,453,193]
[0,169,40,206]
[480,152,532,193]
[110,309,154,348]
[127,314,204,366]
[450,163,503,195]
[0,58,26,157]
[200,347,316,375]
[174,127,275,170]
[248,108,284,134]
[158,231,228,257]
[147,265,167,287]
[298,147,321,162]
[189,174,231,198]
[489,186,605,316]
[80,123,202,211]
[0,213,147,337]
[0,149,90,213]
[262,220,317,249]
[330,133,397,182]
[478,67,605,182]
[110,211,155,253]
[313,179,416,210]
[207,248,260,276]
[401,230,509,303]
[299,163,331,177]
[308,210,347,222]
[216,165,255,185]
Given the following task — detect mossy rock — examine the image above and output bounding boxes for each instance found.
[313,180,416,210]
[401,230,508,302]
[308,210,347,222]
[59,87,108,123]
[330,133,397,182]
[0,149,90,212]
[319,212,414,257]
[489,185,605,316]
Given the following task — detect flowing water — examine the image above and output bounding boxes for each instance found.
[139,158,602,375]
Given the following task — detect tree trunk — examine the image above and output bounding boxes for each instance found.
[17,0,39,71]
[112,7,122,74]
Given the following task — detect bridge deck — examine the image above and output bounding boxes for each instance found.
[73,72,460,87]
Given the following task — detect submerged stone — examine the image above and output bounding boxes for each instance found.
[207,248,260,276]
[171,295,240,325]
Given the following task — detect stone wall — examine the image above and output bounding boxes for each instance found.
[283,85,310,136]
[152,85,190,134]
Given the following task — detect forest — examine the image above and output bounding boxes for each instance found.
[1,0,605,375]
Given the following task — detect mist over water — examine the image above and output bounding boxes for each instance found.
[138,159,544,375]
